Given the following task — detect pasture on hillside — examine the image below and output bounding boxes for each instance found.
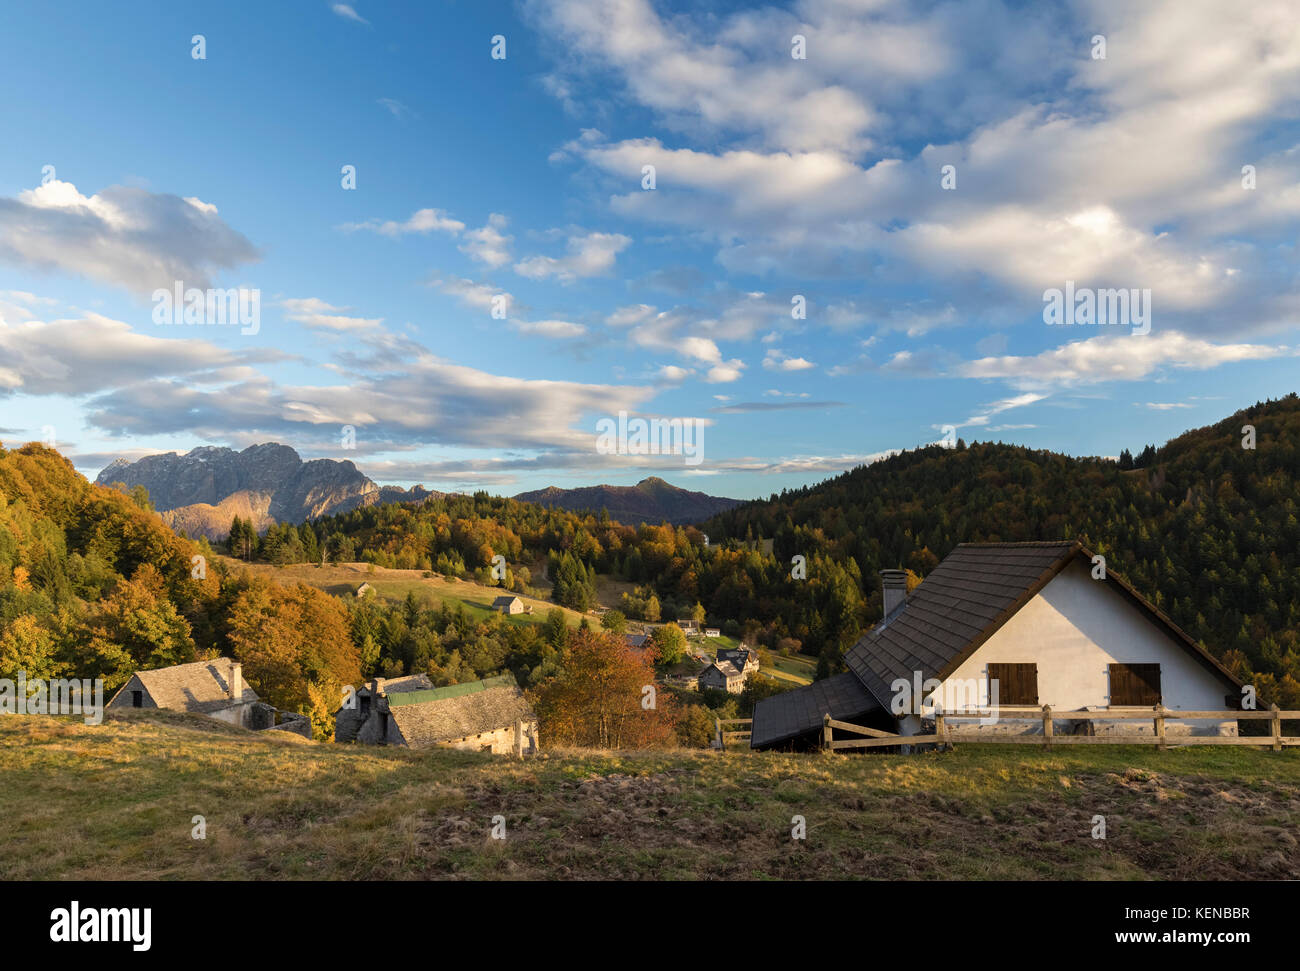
[3,711,1296,881]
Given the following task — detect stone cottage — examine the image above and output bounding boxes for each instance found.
[336,673,538,754]
[492,595,524,615]
[105,657,312,737]
[333,673,434,743]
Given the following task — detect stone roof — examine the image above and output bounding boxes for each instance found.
[119,657,258,713]
[374,673,434,694]
[492,595,521,607]
[625,633,650,649]
[385,674,535,746]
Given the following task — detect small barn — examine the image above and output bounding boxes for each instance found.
[106,658,311,737]
[698,660,746,693]
[751,541,1244,750]
[338,673,538,754]
[492,595,524,615]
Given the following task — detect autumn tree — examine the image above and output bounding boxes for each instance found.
[535,627,677,749]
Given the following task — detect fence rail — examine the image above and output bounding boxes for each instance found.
[715,717,752,750]
[822,705,1300,752]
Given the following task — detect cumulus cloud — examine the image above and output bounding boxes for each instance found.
[0,180,259,294]
[460,213,513,267]
[0,312,269,396]
[763,349,816,371]
[514,231,631,282]
[959,331,1290,388]
[537,0,1300,335]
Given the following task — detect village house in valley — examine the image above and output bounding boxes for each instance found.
[106,658,312,737]
[698,659,746,693]
[717,647,759,675]
[335,673,538,754]
[751,541,1244,750]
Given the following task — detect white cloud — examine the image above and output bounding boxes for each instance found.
[331,4,368,25]
[281,297,383,333]
[0,180,258,294]
[514,319,586,339]
[514,231,631,282]
[460,213,513,267]
[341,207,464,237]
[428,275,511,315]
[960,331,1289,388]
[706,360,746,383]
[763,349,816,371]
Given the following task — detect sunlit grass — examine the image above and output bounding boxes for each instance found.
[3,711,1296,880]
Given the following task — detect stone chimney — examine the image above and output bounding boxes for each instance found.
[880,570,908,619]
[229,661,243,701]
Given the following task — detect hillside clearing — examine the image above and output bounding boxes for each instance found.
[217,559,590,627]
[3,713,1297,880]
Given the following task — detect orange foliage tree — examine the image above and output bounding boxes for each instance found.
[535,627,678,749]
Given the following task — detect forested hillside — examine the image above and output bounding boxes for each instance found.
[699,394,1300,705]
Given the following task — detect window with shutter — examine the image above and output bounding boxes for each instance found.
[987,663,1038,706]
[1109,663,1161,705]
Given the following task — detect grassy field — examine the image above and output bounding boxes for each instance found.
[220,559,590,627]
[4,711,1297,880]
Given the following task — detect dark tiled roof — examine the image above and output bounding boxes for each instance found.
[750,673,880,749]
[845,542,1079,707]
[492,595,521,607]
[844,540,1241,709]
[717,648,755,667]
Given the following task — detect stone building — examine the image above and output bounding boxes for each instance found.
[333,673,434,743]
[335,673,538,754]
[698,660,746,693]
[106,657,312,737]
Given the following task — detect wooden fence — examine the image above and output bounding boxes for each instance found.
[822,705,1300,752]
[715,717,752,750]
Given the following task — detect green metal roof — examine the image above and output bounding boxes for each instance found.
[385,673,519,707]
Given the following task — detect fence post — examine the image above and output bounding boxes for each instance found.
[1154,704,1166,751]
[935,707,946,751]
[1272,703,1282,752]
[1042,704,1053,750]
[715,717,723,752]
[823,713,833,752]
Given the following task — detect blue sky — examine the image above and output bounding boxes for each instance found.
[0,0,1296,500]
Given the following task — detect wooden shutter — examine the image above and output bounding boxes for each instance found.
[987,663,1038,706]
[1109,663,1161,705]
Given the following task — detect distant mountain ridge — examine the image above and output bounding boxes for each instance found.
[513,476,742,525]
[95,444,436,539]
